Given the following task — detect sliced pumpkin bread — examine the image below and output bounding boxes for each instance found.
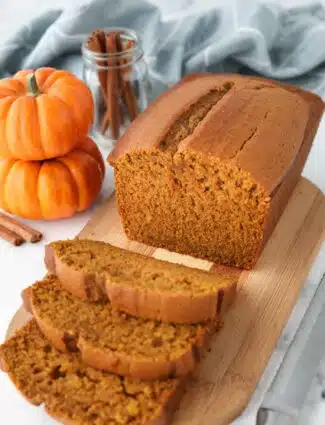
[0,320,185,425]
[45,239,237,324]
[23,275,218,381]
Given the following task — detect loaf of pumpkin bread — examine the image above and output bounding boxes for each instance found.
[23,275,219,380]
[109,73,324,269]
[0,320,185,425]
[45,239,237,324]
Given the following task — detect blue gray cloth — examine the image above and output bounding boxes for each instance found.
[1,0,325,97]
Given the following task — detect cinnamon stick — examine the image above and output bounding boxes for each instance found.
[124,80,139,120]
[100,113,109,134]
[115,33,129,124]
[123,39,136,73]
[0,224,24,246]
[100,103,124,134]
[0,212,42,243]
[115,34,139,121]
[105,32,121,139]
[87,29,108,104]
[98,30,139,137]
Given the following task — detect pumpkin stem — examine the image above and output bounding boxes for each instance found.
[27,73,41,96]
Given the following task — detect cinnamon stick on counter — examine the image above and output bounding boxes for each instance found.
[0,212,42,243]
[0,225,24,246]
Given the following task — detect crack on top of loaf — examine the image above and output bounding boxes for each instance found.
[230,127,258,160]
[158,81,234,154]
[230,109,270,160]
[253,84,276,90]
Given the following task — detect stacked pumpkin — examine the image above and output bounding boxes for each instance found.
[0,67,105,220]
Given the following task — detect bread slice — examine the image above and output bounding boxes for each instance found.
[45,239,237,324]
[0,320,185,425]
[23,275,218,380]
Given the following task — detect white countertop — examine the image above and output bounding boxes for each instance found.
[1,1,325,424]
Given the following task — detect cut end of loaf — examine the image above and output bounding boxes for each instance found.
[115,150,269,269]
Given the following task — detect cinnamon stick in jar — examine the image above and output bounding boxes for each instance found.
[105,32,121,140]
[86,29,108,104]
[84,28,145,140]
[115,34,139,121]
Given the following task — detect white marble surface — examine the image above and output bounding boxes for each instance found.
[1,1,325,424]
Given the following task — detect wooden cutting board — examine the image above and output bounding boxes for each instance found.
[7,177,325,425]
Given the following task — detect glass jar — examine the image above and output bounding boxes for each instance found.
[82,28,149,150]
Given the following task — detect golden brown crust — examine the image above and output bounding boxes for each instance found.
[78,337,197,380]
[250,82,325,266]
[109,72,323,194]
[45,241,237,324]
[44,244,56,274]
[45,244,106,302]
[106,280,236,324]
[25,283,219,380]
[44,409,77,425]
[108,74,234,164]
[148,377,187,425]
[21,287,32,314]
[24,287,73,353]
[34,308,72,353]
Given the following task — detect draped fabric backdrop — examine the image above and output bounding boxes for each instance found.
[0,0,325,98]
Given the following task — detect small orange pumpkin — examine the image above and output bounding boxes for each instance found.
[0,136,105,220]
[0,67,94,161]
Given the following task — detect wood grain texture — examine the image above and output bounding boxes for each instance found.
[7,177,325,425]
